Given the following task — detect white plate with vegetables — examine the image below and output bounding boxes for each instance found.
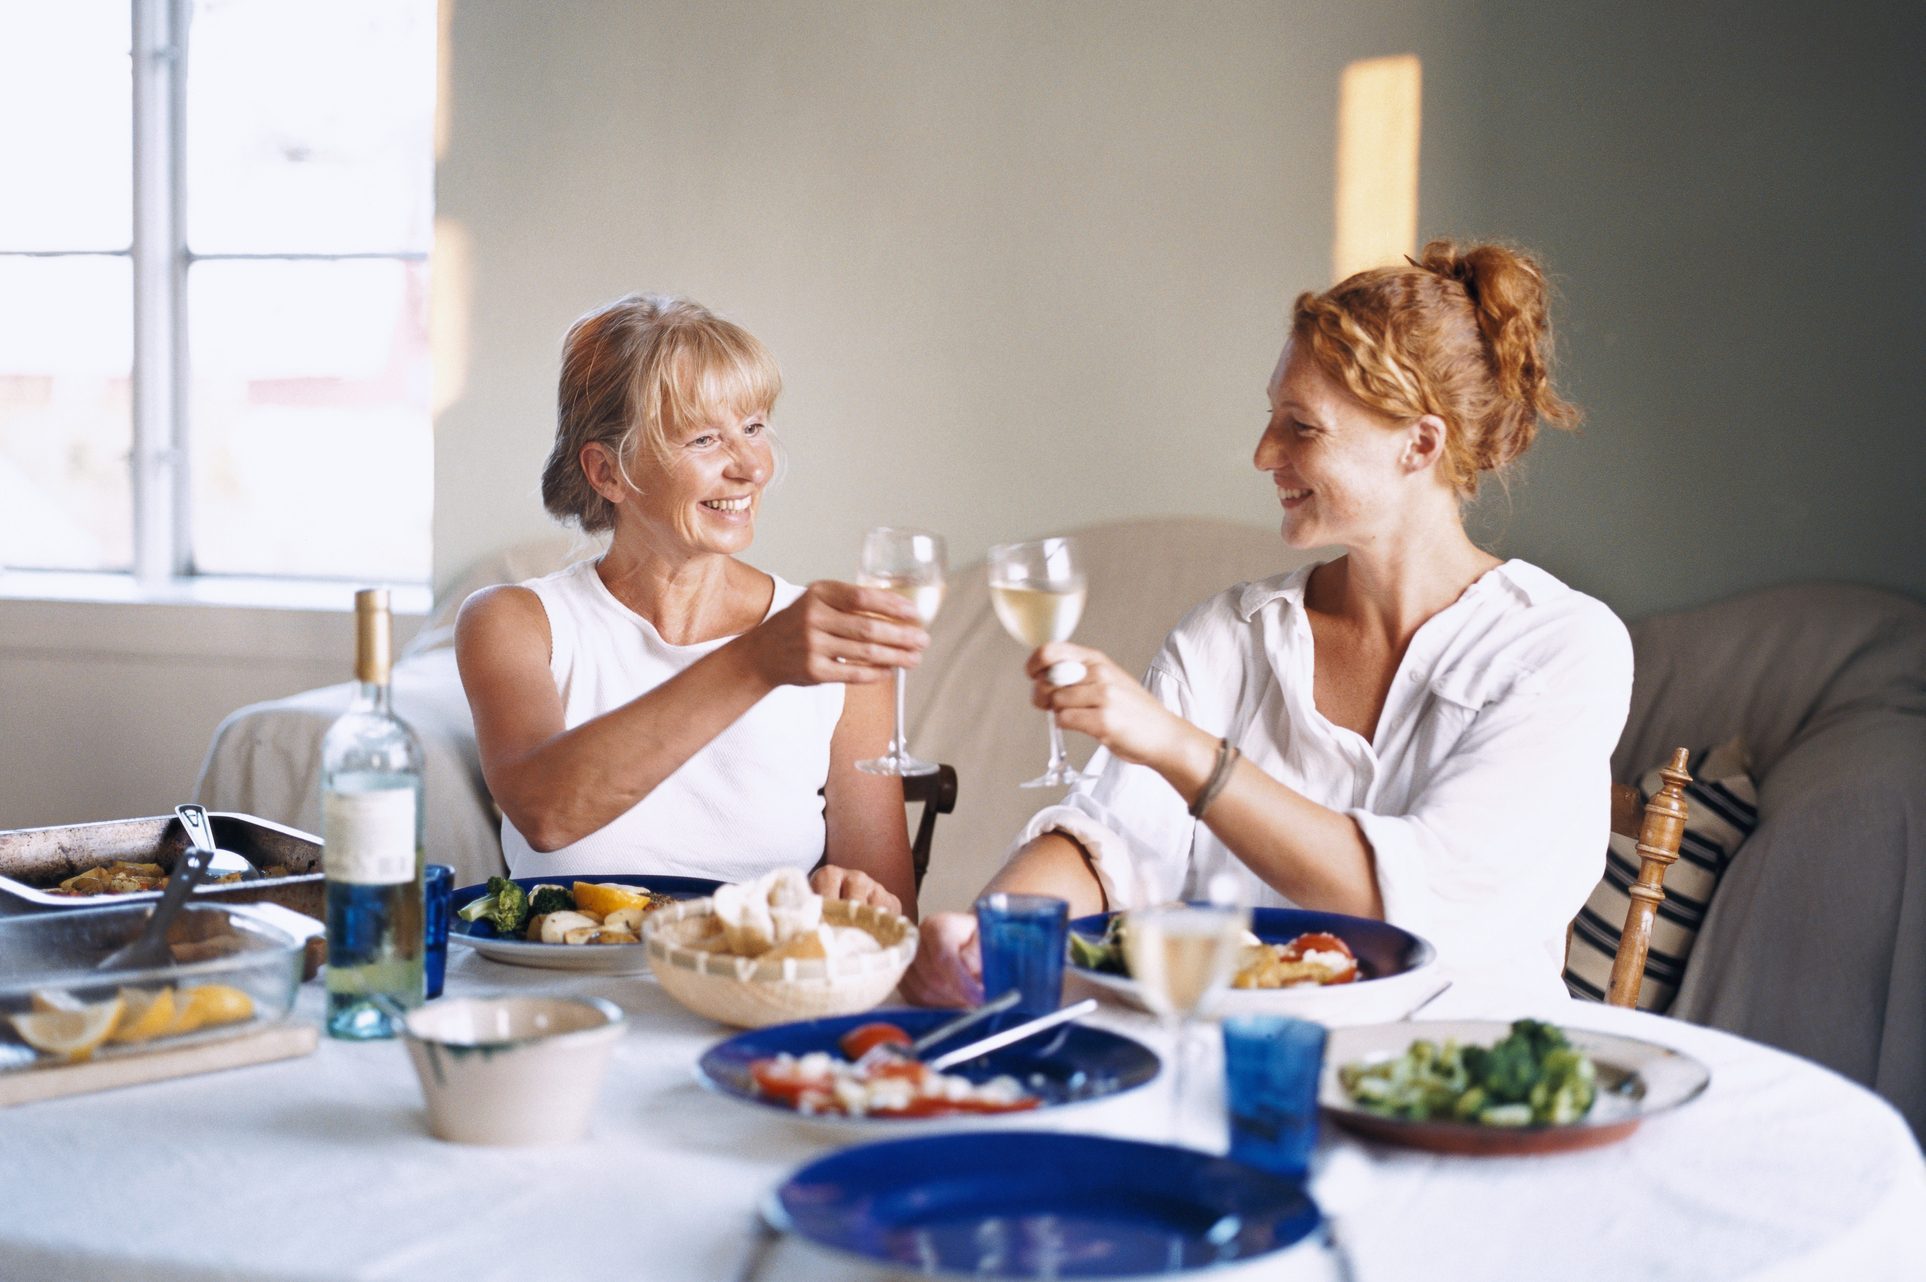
[450,875,722,974]
[1320,1018,1711,1155]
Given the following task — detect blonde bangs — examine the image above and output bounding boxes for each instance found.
[632,321,782,465]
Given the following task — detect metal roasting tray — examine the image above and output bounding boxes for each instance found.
[0,812,324,918]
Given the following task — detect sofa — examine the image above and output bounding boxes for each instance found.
[196,517,1926,1134]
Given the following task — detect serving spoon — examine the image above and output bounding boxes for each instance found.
[95,824,220,972]
[176,804,260,882]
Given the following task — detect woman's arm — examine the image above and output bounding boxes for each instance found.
[816,678,918,918]
[455,580,925,852]
[1032,641,1383,917]
[897,832,1104,1007]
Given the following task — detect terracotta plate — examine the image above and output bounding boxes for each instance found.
[1320,1019,1711,1156]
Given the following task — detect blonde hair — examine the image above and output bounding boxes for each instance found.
[1290,240,1580,494]
[541,294,782,532]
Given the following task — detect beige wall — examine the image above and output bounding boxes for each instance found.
[2,0,1918,830]
[432,0,1477,594]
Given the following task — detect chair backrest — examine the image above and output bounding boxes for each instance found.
[903,765,958,895]
[1603,748,1693,1008]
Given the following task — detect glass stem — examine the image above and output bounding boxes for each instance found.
[890,667,910,757]
[1046,714,1069,773]
[1168,1014,1190,1142]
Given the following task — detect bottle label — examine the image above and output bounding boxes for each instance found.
[323,789,417,885]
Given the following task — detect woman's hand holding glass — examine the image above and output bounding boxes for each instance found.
[1027,641,1199,772]
[743,579,928,689]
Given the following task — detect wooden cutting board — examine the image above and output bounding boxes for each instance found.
[0,1021,320,1107]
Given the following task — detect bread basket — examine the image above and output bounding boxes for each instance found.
[642,897,917,1028]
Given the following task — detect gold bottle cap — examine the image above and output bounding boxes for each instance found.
[353,588,393,684]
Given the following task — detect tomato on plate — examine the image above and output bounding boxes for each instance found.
[838,1022,913,1061]
[750,1057,822,1104]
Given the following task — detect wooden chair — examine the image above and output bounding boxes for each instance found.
[903,764,958,896]
[1602,747,1693,1008]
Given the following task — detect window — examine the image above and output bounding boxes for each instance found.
[0,0,435,588]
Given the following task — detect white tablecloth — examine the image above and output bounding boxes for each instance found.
[1,948,1920,1282]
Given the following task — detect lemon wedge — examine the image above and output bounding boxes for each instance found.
[572,881,654,918]
[173,984,254,1035]
[110,987,178,1044]
[29,988,85,1014]
[9,996,125,1061]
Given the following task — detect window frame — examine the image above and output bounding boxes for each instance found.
[3,0,432,595]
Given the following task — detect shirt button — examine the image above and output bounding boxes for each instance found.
[1408,671,1424,683]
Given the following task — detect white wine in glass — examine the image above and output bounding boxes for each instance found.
[855,526,946,778]
[987,537,1087,788]
[1124,903,1252,1141]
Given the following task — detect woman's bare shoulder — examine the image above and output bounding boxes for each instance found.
[455,584,549,655]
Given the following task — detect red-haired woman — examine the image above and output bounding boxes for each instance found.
[903,242,1630,1006]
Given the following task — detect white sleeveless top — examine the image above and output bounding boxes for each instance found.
[499,559,846,883]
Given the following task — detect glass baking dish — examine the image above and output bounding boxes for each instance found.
[0,901,305,1073]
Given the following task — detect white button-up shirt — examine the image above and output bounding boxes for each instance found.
[1016,558,1633,1005]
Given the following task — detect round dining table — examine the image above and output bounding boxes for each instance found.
[0,940,1920,1282]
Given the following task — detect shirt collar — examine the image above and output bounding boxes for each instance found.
[1233,557,1555,623]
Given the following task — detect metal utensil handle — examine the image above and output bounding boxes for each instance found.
[925,997,1098,1072]
[126,841,215,957]
[908,987,1022,1056]
[176,804,217,857]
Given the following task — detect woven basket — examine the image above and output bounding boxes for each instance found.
[642,897,917,1028]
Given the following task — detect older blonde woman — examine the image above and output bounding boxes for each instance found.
[903,242,1632,1004]
[456,295,922,914]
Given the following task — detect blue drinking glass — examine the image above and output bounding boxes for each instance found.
[1222,1014,1326,1179]
[975,893,1069,1016]
[423,864,454,1000]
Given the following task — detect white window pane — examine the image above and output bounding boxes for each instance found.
[186,0,435,255]
[188,259,430,582]
[0,2,132,251]
[0,256,134,572]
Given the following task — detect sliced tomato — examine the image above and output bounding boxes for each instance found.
[838,1021,913,1061]
[874,1094,1043,1118]
[749,1057,822,1104]
[1277,931,1354,962]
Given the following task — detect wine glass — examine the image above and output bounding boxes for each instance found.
[854,526,947,777]
[987,537,1088,788]
[1123,902,1252,1141]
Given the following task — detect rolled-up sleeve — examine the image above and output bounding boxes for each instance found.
[1352,611,1634,973]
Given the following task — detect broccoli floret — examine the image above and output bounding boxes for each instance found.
[484,878,530,936]
[529,884,575,916]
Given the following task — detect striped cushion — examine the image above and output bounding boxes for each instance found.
[1564,739,1760,1011]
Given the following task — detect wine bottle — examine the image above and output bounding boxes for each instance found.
[321,588,425,1039]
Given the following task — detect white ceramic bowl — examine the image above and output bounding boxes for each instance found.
[399,995,626,1145]
[642,897,917,1028]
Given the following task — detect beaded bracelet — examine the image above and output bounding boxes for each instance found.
[1188,737,1241,819]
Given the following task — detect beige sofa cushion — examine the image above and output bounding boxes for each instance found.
[907,516,1318,914]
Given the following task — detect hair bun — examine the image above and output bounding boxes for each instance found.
[1414,239,1577,433]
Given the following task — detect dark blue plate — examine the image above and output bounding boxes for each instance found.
[1069,904,1432,983]
[769,1131,1320,1277]
[1069,905,1441,1022]
[449,874,723,973]
[698,1007,1160,1128]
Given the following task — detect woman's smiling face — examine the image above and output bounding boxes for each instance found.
[1253,341,1416,551]
[602,402,775,559]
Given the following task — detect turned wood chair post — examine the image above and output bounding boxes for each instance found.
[1606,748,1692,1008]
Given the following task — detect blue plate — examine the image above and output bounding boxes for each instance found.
[1069,905,1441,1024]
[698,1007,1160,1128]
[449,874,722,973]
[769,1131,1320,1277]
